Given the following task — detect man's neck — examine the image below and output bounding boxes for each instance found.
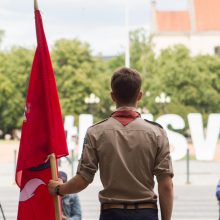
[115,106,138,112]
[116,103,137,109]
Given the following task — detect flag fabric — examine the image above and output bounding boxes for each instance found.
[16,9,68,220]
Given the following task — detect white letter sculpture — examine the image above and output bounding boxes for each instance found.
[78,114,93,159]
[156,114,188,160]
[188,113,220,160]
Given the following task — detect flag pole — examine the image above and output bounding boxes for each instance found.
[49,153,62,220]
[34,0,39,10]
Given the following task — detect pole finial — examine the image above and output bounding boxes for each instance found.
[34,0,39,10]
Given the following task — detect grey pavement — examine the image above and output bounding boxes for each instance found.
[0,159,220,220]
[0,184,219,220]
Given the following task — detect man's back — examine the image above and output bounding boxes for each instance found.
[48,67,174,220]
[78,116,173,204]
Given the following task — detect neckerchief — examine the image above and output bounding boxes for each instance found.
[111,110,141,126]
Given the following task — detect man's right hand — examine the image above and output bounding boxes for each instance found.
[62,215,68,220]
[48,178,63,196]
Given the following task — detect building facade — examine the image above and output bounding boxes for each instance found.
[151,0,220,56]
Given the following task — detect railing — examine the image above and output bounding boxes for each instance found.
[0,202,6,220]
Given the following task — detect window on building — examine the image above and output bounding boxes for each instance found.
[214,46,220,56]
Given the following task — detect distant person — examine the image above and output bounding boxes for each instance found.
[216,179,220,220]
[49,67,174,220]
[58,171,81,220]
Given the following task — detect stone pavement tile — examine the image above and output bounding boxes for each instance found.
[1,159,220,187]
[173,160,220,185]
[0,141,19,163]
[0,184,219,220]
[1,140,220,186]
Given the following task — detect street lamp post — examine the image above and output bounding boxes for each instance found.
[84,93,100,114]
[125,0,130,68]
[155,92,171,113]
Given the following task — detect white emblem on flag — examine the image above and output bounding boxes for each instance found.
[23,103,31,122]
[19,178,45,202]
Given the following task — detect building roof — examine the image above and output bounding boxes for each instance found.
[194,0,220,31]
[154,0,220,32]
[156,11,191,32]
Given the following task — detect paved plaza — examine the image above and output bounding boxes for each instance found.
[0,141,220,220]
[0,184,219,220]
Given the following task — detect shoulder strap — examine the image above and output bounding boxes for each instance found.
[144,119,163,129]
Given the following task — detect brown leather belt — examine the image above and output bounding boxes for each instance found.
[101,203,157,210]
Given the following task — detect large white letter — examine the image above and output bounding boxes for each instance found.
[156,114,188,160]
[64,115,76,150]
[188,113,220,160]
[141,114,154,121]
[78,114,93,159]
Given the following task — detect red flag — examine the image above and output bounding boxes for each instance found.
[16,9,68,219]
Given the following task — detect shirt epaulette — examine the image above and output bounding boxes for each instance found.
[90,118,109,127]
[144,119,163,129]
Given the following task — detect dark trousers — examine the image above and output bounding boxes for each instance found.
[99,208,158,220]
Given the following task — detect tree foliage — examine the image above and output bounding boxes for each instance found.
[0,47,33,133]
[108,31,220,121]
[0,30,220,135]
[51,39,110,121]
[0,30,4,45]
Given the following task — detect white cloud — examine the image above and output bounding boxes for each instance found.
[0,0,187,55]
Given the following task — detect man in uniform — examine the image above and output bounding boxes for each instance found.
[48,67,174,220]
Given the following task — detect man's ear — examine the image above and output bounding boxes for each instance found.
[111,92,116,102]
[137,91,143,101]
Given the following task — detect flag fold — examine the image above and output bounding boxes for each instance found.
[16,9,68,220]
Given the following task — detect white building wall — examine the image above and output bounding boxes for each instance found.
[189,35,220,56]
[152,33,220,56]
[152,35,190,56]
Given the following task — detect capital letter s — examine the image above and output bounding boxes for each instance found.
[156,114,188,161]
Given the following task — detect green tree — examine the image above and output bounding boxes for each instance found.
[107,30,220,122]
[1,29,220,135]
[152,45,220,118]
[0,30,4,45]
[51,39,109,121]
[0,47,33,133]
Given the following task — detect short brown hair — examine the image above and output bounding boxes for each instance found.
[111,67,142,104]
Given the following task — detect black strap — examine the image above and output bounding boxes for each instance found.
[0,203,6,220]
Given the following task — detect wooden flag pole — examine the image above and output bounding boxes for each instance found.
[34,0,39,10]
[49,153,62,220]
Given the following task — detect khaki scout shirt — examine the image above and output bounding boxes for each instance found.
[77,112,173,204]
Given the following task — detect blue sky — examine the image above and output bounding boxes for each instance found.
[0,0,188,55]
